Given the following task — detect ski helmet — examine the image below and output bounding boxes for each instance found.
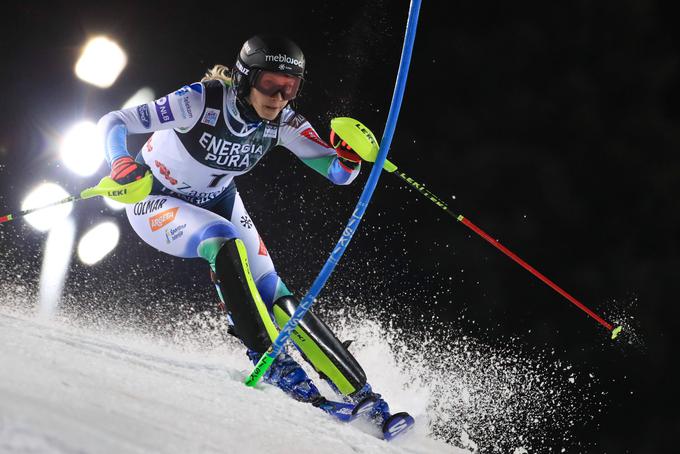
[232,34,306,105]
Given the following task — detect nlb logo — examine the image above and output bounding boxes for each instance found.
[148,207,179,232]
[155,96,174,123]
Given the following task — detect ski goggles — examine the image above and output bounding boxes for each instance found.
[252,70,302,101]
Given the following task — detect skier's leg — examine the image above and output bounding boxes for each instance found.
[270,295,365,394]
[222,193,375,399]
[218,191,397,418]
[125,194,275,351]
[125,194,319,401]
[206,191,322,402]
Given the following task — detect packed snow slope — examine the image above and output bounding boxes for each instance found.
[0,308,464,454]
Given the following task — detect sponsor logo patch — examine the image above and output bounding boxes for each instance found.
[165,223,186,244]
[148,207,179,232]
[288,113,306,129]
[133,198,167,216]
[198,131,263,169]
[235,60,249,75]
[264,53,304,68]
[264,125,278,138]
[202,107,220,126]
[154,160,178,185]
[154,97,175,123]
[177,95,193,119]
[137,104,151,128]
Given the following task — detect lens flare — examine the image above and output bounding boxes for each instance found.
[77,222,120,265]
[21,183,73,232]
[75,36,127,88]
[39,217,75,317]
[60,121,104,176]
[122,87,155,109]
[103,197,126,211]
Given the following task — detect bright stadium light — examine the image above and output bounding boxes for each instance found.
[103,197,126,211]
[77,221,120,265]
[22,183,73,232]
[75,36,127,88]
[122,87,155,108]
[38,217,75,318]
[60,121,104,177]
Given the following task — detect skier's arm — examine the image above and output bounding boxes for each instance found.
[97,83,205,166]
[277,111,361,185]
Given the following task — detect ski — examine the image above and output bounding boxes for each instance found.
[382,412,415,441]
[316,396,415,441]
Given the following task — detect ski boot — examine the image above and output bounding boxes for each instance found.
[247,348,322,403]
[349,383,391,424]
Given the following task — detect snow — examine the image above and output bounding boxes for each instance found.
[0,308,464,454]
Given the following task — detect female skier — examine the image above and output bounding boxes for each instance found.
[97,34,413,438]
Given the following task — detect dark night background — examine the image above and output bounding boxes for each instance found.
[1,1,679,452]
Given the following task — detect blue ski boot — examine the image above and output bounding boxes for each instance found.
[247,349,322,403]
[349,383,391,425]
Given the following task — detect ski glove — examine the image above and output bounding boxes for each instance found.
[110,156,150,185]
[330,129,362,171]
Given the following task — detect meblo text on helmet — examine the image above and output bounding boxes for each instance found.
[264,53,304,69]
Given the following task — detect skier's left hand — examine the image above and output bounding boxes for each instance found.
[330,129,362,170]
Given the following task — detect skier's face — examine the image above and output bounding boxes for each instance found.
[249,86,288,121]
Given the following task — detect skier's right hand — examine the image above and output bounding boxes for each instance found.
[110,156,150,185]
[330,129,363,171]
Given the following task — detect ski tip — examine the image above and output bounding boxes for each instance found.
[611,325,623,340]
[382,412,415,441]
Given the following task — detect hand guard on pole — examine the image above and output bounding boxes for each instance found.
[330,129,363,171]
[329,118,398,173]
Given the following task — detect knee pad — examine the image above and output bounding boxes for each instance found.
[214,238,278,353]
[272,295,366,396]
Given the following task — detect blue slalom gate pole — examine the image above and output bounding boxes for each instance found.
[246,0,422,386]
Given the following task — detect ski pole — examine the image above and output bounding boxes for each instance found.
[244,0,422,387]
[394,169,621,339]
[330,119,622,340]
[0,195,82,225]
[0,172,154,225]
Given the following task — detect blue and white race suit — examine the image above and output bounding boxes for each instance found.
[98,80,360,307]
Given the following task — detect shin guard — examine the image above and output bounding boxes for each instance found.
[272,295,366,396]
[214,238,278,353]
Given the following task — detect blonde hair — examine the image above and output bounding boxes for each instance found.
[202,64,232,84]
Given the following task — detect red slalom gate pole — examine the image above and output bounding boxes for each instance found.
[390,170,622,339]
[457,215,617,333]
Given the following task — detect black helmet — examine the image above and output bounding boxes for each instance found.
[232,34,305,107]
